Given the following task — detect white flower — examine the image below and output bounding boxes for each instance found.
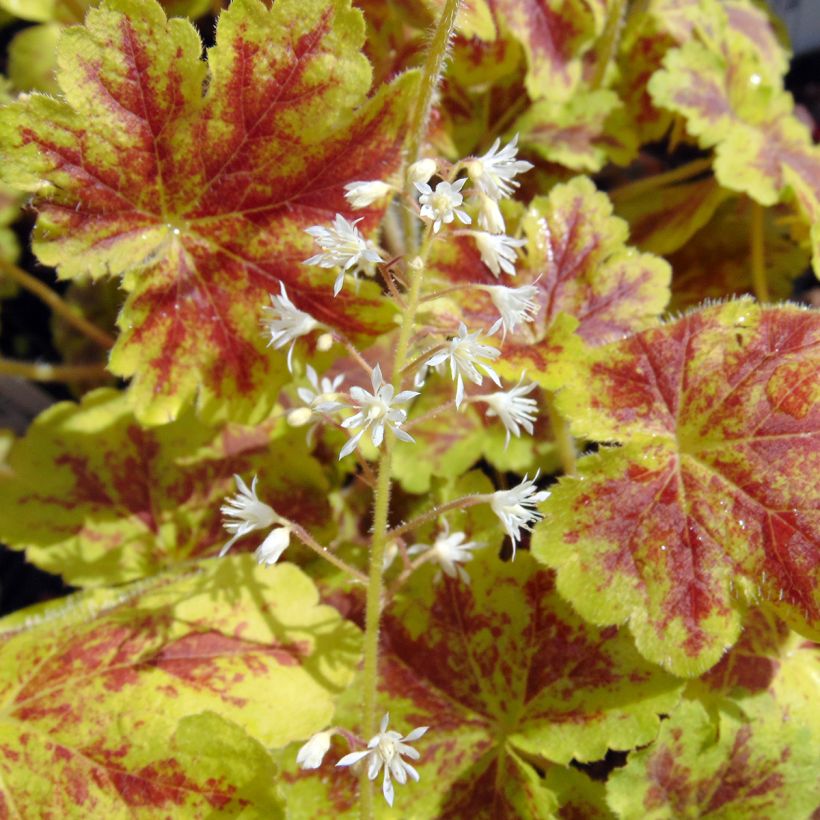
[466,134,533,200]
[339,364,418,459]
[304,214,383,295]
[486,283,539,337]
[476,191,506,234]
[408,520,484,583]
[254,526,292,567]
[219,474,277,557]
[344,180,393,209]
[490,472,550,558]
[407,158,438,185]
[261,282,320,372]
[337,713,428,807]
[297,364,346,415]
[426,322,501,409]
[415,179,471,233]
[296,729,334,770]
[481,375,538,447]
[471,231,527,277]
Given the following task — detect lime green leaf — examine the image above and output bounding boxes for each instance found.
[647,4,820,273]
[606,694,819,819]
[276,550,681,816]
[492,0,608,101]
[533,301,820,676]
[515,90,625,172]
[0,388,332,586]
[0,557,360,815]
[0,0,416,422]
[0,0,211,23]
[667,196,810,310]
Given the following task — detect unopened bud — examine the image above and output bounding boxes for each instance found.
[316,332,334,352]
[344,180,393,209]
[407,158,437,185]
[287,407,313,427]
[408,256,424,271]
[477,192,506,234]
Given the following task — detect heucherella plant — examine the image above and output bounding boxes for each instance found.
[0,0,817,817]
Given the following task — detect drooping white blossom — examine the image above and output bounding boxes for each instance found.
[471,231,527,277]
[466,134,533,200]
[296,730,335,770]
[480,375,538,447]
[490,472,550,558]
[407,158,438,185]
[219,474,277,557]
[415,179,471,233]
[408,520,484,583]
[486,283,539,337]
[426,322,501,408]
[304,214,383,295]
[261,282,320,372]
[336,713,428,807]
[339,364,418,459]
[254,526,292,567]
[344,180,393,209]
[476,190,506,234]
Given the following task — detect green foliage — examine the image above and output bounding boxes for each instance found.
[0,0,818,817]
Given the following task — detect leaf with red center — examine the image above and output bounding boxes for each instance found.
[647,7,820,271]
[0,387,333,586]
[514,90,631,173]
[0,557,361,815]
[0,0,417,422]
[428,176,670,388]
[274,548,681,816]
[607,690,819,819]
[488,0,608,101]
[532,301,820,676]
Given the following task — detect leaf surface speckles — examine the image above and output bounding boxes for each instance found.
[0,388,332,586]
[0,0,416,421]
[0,558,360,816]
[533,301,820,675]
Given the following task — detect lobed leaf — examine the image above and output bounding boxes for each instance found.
[0,557,361,816]
[275,549,681,816]
[533,301,820,675]
[0,388,332,586]
[0,0,417,422]
[606,692,819,819]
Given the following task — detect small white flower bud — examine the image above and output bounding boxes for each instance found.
[287,407,314,427]
[407,158,437,185]
[344,180,393,209]
[297,729,334,770]
[316,332,334,352]
[408,256,424,271]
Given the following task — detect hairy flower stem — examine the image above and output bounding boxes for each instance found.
[750,200,770,302]
[359,226,434,818]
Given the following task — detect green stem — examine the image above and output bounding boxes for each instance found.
[750,200,770,302]
[590,0,626,89]
[358,228,435,819]
[404,0,462,172]
[1,261,115,350]
[385,494,489,541]
[545,392,577,476]
[609,157,713,202]
[0,358,109,382]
